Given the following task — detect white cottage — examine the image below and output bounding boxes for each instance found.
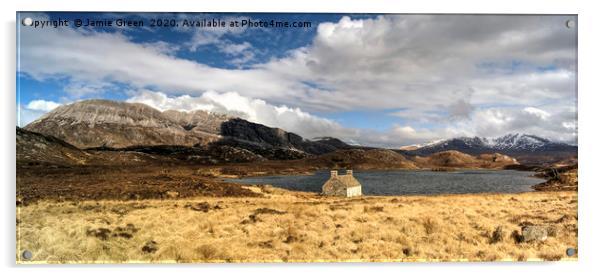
[321,170,362,197]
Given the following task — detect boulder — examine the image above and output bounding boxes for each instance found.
[521,225,548,242]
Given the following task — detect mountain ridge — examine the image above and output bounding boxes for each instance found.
[399,133,576,165]
[402,133,574,152]
[24,99,353,158]
[23,99,576,166]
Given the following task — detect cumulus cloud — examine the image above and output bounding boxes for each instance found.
[18,100,62,127]
[25,99,60,112]
[258,15,576,111]
[127,90,359,141]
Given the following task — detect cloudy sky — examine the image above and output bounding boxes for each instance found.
[17,12,577,147]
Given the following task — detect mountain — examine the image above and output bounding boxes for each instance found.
[16,127,164,166]
[17,127,91,166]
[24,99,352,159]
[25,100,212,148]
[306,149,419,170]
[402,133,575,154]
[413,150,518,169]
[162,109,231,137]
[400,134,577,165]
[214,119,348,155]
[311,137,354,149]
[17,126,521,170]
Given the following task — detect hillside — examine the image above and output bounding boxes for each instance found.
[306,149,419,170]
[25,100,208,148]
[16,127,185,167]
[413,150,518,169]
[24,100,352,157]
[17,127,91,166]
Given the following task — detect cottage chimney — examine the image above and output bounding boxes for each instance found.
[346,169,353,176]
[330,170,338,178]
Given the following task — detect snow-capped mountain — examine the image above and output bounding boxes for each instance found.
[402,133,576,157]
[487,133,550,151]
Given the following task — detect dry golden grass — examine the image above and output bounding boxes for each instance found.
[16,187,577,263]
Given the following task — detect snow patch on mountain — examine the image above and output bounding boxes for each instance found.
[409,133,559,152]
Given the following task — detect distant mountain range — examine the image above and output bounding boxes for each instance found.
[399,134,577,165]
[17,125,520,170]
[21,99,576,166]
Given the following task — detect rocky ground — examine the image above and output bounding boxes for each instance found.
[533,165,578,191]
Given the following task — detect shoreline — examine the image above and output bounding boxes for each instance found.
[17,164,556,204]
[223,168,546,197]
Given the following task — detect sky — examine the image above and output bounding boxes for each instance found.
[16,12,578,147]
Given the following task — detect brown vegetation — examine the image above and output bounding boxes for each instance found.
[414,150,518,169]
[533,166,578,191]
[17,188,577,263]
[16,165,259,204]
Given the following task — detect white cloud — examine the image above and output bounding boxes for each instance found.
[220,41,252,55]
[187,24,245,52]
[219,41,256,66]
[127,90,359,141]
[524,107,551,120]
[255,15,576,115]
[19,99,63,127]
[25,99,60,112]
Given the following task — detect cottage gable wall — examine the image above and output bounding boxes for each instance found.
[322,170,362,197]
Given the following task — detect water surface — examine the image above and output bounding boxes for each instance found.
[226,170,544,195]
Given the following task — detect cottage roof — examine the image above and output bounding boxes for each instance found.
[324,174,361,188]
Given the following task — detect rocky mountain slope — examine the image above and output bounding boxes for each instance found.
[16,127,166,167]
[17,127,91,166]
[17,126,270,167]
[24,100,352,158]
[25,100,209,148]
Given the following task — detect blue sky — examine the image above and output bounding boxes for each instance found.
[17,12,578,146]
